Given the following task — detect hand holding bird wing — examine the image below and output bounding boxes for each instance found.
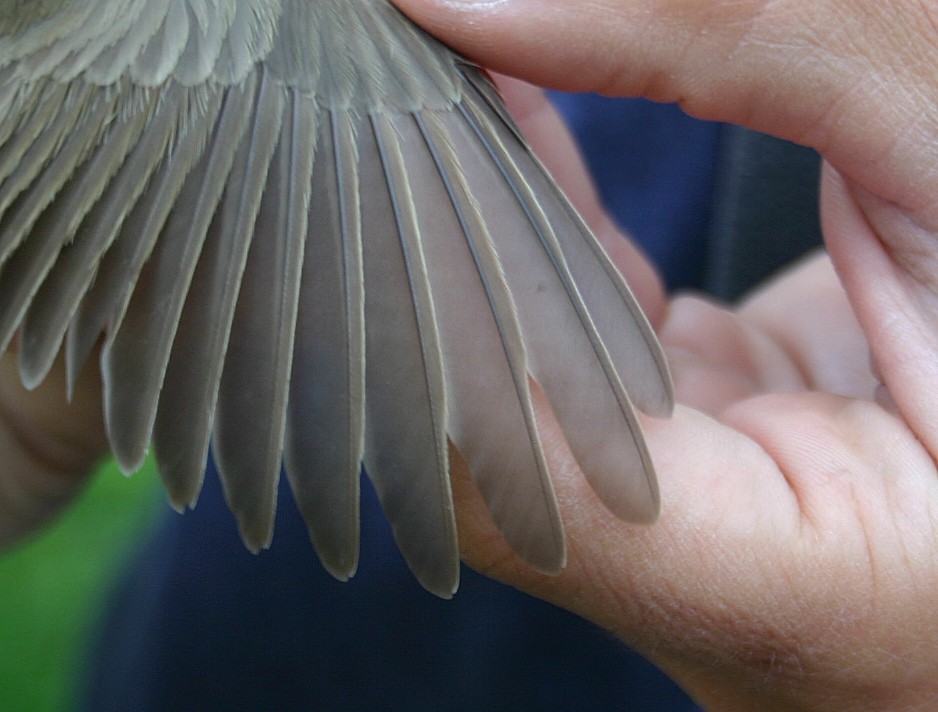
[0,0,671,597]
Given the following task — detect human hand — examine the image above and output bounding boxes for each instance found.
[391,2,938,709]
[0,347,107,549]
[394,0,938,465]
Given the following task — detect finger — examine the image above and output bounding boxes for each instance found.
[0,346,106,548]
[493,74,666,323]
[395,0,938,216]
[822,163,938,465]
[393,0,849,132]
[452,394,803,678]
[453,367,938,710]
[658,295,804,413]
[738,252,878,398]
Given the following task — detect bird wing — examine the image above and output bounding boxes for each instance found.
[0,0,672,597]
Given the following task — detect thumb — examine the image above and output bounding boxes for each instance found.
[394,0,938,203]
[392,0,856,128]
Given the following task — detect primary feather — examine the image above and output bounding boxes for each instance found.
[0,0,672,597]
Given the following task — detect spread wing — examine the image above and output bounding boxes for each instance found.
[0,0,672,597]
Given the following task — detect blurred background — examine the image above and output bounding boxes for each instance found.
[0,459,161,712]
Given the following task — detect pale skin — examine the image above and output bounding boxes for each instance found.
[3,0,938,709]
[397,1,938,710]
[0,343,106,546]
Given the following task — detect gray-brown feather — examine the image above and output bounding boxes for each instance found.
[0,0,672,596]
[284,107,363,583]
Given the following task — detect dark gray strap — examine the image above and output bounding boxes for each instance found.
[704,126,823,301]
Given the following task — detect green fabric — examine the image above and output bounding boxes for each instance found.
[0,459,160,712]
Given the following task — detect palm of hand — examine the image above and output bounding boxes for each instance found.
[452,81,938,712]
